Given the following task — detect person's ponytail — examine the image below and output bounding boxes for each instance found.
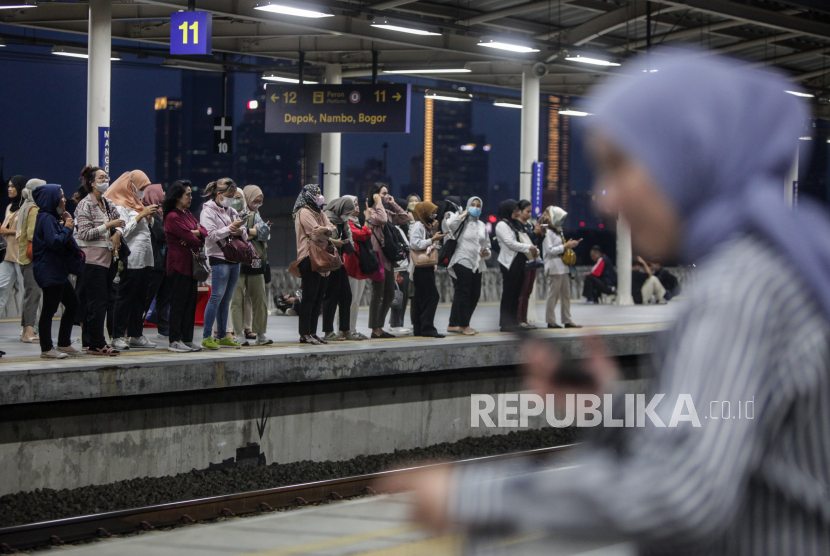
[75,165,101,202]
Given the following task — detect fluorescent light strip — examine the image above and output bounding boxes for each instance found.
[493,101,522,109]
[53,51,120,60]
[558,109,592,117]
[478,41,539,53]
[786,90,814,98]
[0,4,36,9]
[383,68,470,74]
[425,94,471,102]
[254,4,333,18]
[565,55,620,67]
[262,75,319,84]
[371,24,440,36]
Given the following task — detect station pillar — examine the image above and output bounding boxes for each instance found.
[615,214,634,306]
[86,0,112,171]
[321,64,342,200]
[519,69,540,202]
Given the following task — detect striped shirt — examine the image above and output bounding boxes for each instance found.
[449,234,830,555]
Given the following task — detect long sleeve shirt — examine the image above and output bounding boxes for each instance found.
[448,234,830,555]
[199,200,248,261]
[2,207,20,264]
[115,205,154,269]
[295,207,335,276]
[164,208,206,277]
[495,220,531,269]
[407,220,437,275]
[17,206,38,266]
[447,213,490,274]
[344,219,374,280]
[73,195,123,268]
[543,229,568,276]
[368,200,410,271]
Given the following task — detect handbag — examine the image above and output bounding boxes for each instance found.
[356,239,380,275]
[518,231,535,260]
[391,283,404,310]
[307,237,342,273]
[560,232,577,266]
[437,218,467,268]
[218,235,253,265]
[289,260,301,278]
[191,248,210,282]
[368,253,386,282]
[411,246,439,268]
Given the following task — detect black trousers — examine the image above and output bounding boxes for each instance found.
[448,276,459,328]
[389,270,410,328]
[499,256,526,330]
[298,257,327,337]
[113,267,150,338]
[80,263,117,350]
[322,266,352,333]
[167,270,198,343]
[452,264,482,328]
[411,266,440,336]
[39,279,79,352]
[146,267,171,335]
[583,274,614,302]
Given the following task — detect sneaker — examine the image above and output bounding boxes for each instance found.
[41,349,68,359]
[255,335,273,346]
[519,322,537,330]
[390,327,412,335]
[130,336,157,348]
[217,337,241,349]
[201,337,220,350]
[185,342,203,352]
[168,341,192,353]
[157,333,169,341]
[233,335,250,346]
[113,337,130,350]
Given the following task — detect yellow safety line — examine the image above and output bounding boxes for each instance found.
[344,534,463,556]
[237,525,416,556]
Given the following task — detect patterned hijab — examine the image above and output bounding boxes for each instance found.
[293,183,321,216]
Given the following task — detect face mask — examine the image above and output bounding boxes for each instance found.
[316,194,325,207]
[468,207,481,218]
[94,182,109,193]
[218,195,233,208]
[231,198,245,212]
[134,188,145,201]
[251,201,262,211]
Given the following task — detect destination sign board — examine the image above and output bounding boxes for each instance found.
[265,84,411,134]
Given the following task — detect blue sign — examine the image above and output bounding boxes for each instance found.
[98,127,110,173]
[531,161,544,217]
[170,11,212,55]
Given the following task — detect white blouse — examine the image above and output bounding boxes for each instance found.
[446,213,491,274]
[117,206,154,269]
[495,220,531,269]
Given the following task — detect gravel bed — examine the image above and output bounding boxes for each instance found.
[0,427,575,528]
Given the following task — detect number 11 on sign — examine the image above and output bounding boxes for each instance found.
[179,21,198,44]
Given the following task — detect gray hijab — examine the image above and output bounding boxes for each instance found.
[17,179,46,235]
[587,50,830,319]
[324,196,356,242]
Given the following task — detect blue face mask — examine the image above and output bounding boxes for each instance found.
[468,207,482,218]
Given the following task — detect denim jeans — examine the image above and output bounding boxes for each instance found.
[203,262,240,339]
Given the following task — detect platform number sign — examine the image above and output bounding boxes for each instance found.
[170,11,212,55]
[214,117,232,154]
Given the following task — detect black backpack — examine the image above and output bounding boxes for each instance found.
[373,222,409,264]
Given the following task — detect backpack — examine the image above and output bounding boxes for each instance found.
[373,221,409,264]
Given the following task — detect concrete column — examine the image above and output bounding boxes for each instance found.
[320,64,342,200]
[86,0,112,171]
[615,214,634,306]
[519,69,540,201]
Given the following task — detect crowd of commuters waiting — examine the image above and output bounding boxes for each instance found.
[0,171,679,357]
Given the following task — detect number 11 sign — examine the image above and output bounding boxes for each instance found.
[170,11,212,55]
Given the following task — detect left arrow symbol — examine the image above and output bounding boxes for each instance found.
[271,94,278,102]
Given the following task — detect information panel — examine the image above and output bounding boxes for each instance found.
[265,84,411,134]
[170,11,212,55]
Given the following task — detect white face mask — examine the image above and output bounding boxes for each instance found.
[134,188,145,201]
[219,195,234,208]
[94,182,109,193]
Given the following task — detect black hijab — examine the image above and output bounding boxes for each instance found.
[8,175,26,213]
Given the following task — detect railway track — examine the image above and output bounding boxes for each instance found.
[0,444,575,552]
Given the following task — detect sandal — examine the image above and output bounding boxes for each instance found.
[300,335,321,345]
[20,335,39,344]
[312,335,329,345]
[245,330,257,340]
[87,346,120,356]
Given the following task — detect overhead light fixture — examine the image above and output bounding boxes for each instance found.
[262,72,319,84]
[493,100,522,109]
[425,90,472,102]
[253,2,333,18]
[162,59,224,72]
[0,39,5,47]
[0,0,36,9]
[565,55,620,67]
[52,46,120,60]
[371,17,440,36]
[478,37,539,54]
[383,68,470,74]
[786,90,814,98]
[799,136,812,140]
[558,109,592,117]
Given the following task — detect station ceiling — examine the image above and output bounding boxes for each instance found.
[4,0,830,102]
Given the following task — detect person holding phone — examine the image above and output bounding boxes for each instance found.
[408,202,445,338]
[542,205,581,328]
[105,170,158,351]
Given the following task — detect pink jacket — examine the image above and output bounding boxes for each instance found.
[368,199,410,271]
[199,200,248,260]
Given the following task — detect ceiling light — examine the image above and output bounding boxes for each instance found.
[371,17,440,36]
[425,90,471,102]
[478,38,540,53]
[786,90,814,98]
[799,136,812,140]
[565,55,620,67]
[0,39,5,47]
[253,2,333,18]
[493,100,522,109]
[262,72,319,84]
[383,68,470,74]
[0,0,36,9]
[52,46,120,60]
[162,59,224,72]
[559,109,592,117]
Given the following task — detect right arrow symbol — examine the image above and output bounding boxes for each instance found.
[393,92,401,101]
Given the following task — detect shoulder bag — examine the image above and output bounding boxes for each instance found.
[307,236,342,273]
[560,233,577,266]
[437,218,467,268]
[411,245,439,268]
[191,247,210,282]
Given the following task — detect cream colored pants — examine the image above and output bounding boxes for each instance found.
[641,275,666,304]
[545,273,572,326]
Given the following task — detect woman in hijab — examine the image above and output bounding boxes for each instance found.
[16,178,45,343]
[389,197,413,335]
[321,196,363,341]
[407,201,445,338]
[0,176,27,325]
[230,184,272,346]
[541,206,581,328]
[342,195,372,339]
[293,183,335,345]
[141,183,171,340]
[494,199,535,332]
[445,196,491,335]
[105,170,158,351]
